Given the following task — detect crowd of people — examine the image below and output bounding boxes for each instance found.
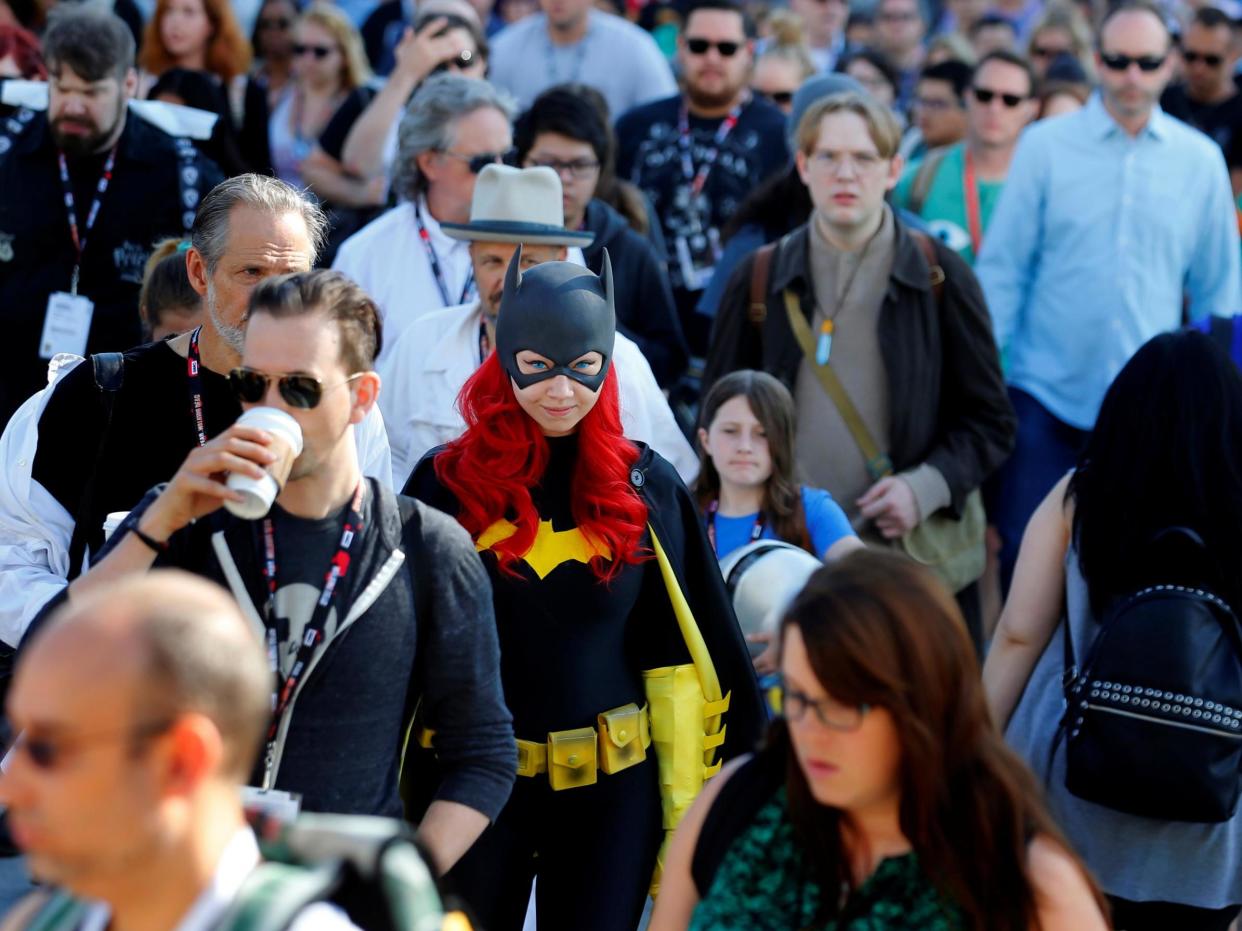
[0,0,1241,925]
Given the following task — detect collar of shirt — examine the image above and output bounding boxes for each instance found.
[79,828,261,931]
[539,9,594,47]
[1083,91,1170,142]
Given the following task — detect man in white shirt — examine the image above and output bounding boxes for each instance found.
[379,164,698,488]
[486,0,676,117]
[332,75,516,361]
[0,572,390,930]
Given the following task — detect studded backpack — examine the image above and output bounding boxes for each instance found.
[1056,527,1242,823]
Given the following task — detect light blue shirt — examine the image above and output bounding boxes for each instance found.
[976,94,1242,429]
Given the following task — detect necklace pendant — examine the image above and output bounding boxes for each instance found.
[816,328,833,366]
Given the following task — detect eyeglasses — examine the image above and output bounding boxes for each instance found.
[972,86,1027,107]
[438,147,517,174]
[914,95,960,111]
[685,37,742,56]
[292,43,336,59]
[258,16,291,29]
[1099,51,1167,72]
[228,367,364,409]
[1182,50,1224,67]
[6,721,174,771]
[1030,44,1069,59]
[781,683,870,731]
[431,48,478,74]
[808,149,885,174]
[527,157,601,178]
[755,88,795,106]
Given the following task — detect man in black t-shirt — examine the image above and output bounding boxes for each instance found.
[614,0,788,365]
[1161,7,1242,165]
[68,269,515,871]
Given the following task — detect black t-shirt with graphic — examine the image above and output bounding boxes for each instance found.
[614,94,789,354]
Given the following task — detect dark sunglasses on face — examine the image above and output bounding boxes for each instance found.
[1182,50,1224,67]
[229,367,364,409]
[1099,51,1167,72]
[755,88,794,106]
[685,37,742,56]
[440,147,518,174]
[259,16,291,29]
[972,86,1027,107]
[431,48,477,74]
[6,721,173,771]
[292,43,335,59]
[1030,44,1069,59]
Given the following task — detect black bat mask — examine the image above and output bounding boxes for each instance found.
[496,246,616,392]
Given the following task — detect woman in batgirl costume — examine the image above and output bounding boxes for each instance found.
[405,248,764,931]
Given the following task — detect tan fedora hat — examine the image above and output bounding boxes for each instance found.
[440,164,596,247]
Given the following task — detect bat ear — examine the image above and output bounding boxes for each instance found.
[601,247,613,309]
[504,243,523,296]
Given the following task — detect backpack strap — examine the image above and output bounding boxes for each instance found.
[910,230,946,305]
[218,862,342,931]
[66,351,126,579]
[906,146,949,217]
[747,243,777,327]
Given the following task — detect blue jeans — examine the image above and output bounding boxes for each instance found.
[989,387,1090,593]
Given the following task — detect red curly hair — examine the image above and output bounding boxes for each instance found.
[435,353,649,582]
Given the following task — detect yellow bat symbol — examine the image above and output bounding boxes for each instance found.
[476,519,611,579]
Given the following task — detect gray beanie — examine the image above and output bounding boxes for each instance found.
[786,73,867,151]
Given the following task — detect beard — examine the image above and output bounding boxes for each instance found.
[206,280,247,354]
[49,101,124,157]
[685,77,746,112]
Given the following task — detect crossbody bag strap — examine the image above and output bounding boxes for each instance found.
[67,351,125,579]
[781,289,893,481]
[747,243,776,327]
[910,230,946,303]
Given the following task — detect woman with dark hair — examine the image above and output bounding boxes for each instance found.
[985,330,1242,930]
[839,48,902,110]
[406,254,763,931]
[696,369,859,562]
[652,548,1109,931]
[515,86,687,387]
[250,0,298,110]
[149,67,251,175]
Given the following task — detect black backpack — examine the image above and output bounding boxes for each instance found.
[1056,528,1242,823]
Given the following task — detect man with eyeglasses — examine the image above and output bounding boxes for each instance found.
[615,0,787,391]
[67,269,515,870]
[789,0,851,73]
[907,59,971,161]
[977,0,1241,593]
[332,74,515,360]
[1160,6,1242,177]
[894,51,1037,264]
[872,0,926,112]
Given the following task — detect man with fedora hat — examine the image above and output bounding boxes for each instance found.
[378,164,697,488]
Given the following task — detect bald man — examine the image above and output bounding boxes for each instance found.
[0,572,359,930]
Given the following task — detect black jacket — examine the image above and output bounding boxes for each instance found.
[582,198,687,388]
[704,219,1015,516]
[0,109,223,428]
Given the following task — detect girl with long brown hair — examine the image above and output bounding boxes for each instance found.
[651,548,1109,931]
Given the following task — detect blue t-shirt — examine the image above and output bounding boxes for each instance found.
[709,487,855,560]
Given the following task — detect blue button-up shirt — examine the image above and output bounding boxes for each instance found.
[976,94,1241,429]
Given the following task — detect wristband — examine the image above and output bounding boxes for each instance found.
[130,525,170,554]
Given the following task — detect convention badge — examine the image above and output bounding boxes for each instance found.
[241,786,303,823]
[39,291,94,359]
[674,229,723,292]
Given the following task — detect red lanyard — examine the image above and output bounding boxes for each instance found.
[705,499,767,556]
[258,481,366,786]
[186,326,208,448]
[415,202,475,307]
[963,149,984,257]
[57,145,118,295]
[678,103,742,199]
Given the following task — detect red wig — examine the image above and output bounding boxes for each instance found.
[0,26,46,80]
[435,353,649,582]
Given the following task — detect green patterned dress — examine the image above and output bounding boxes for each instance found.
[688,787,965,931]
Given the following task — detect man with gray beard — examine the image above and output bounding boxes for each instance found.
[0,174,393,650]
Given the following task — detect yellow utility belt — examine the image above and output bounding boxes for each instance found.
[515,702,652,790]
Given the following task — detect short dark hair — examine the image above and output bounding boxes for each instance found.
[919,59,973,100]
[683,0,755,39]
[247,270,382,374]
[973,49,1037,96]
[1192,5,1236,31]
[968,11,1018,40]
[836,48,900,98]
[41,5,134,83]
[513,87,611,169]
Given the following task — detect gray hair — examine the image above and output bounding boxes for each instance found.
[190,174,329,273]
[392,74,516,204]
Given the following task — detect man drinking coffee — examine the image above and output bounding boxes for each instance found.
[66,269,516,875]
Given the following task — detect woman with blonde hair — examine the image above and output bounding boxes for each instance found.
[269,3,371,188]
[1026,2,1095,81]
[752,10,816,114]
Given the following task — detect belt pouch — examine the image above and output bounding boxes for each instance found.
[548,727,598,790]
[597,703,648,775]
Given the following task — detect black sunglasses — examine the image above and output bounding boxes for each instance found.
[7,721,173,771]
[1030,44,1069,59]
[685,37,741,56]
[432,48,477,74]
[440,147,517,174]
[1182,50,1224,67]
[756,88,794,106]
[292,43,335,59]
[229,367,363,409]
[972,86,1026,107]
[1099,51,1166,72]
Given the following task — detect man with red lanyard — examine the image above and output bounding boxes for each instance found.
[614,0,788,381]
[66,269,515,872]
[893,50,1038,265]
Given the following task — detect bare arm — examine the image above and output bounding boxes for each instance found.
[300,147,386,209]
[981,473,1073,728]
[1027,835,1110,930]
[416,799,490,874]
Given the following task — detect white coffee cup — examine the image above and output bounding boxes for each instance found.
[225,407,304,520]
[102,511,129,541]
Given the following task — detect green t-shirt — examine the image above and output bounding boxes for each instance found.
[892,142,1004,265]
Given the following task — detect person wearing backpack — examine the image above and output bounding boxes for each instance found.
[984,330,1242,931]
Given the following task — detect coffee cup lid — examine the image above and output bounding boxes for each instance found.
[235,406,304,456]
